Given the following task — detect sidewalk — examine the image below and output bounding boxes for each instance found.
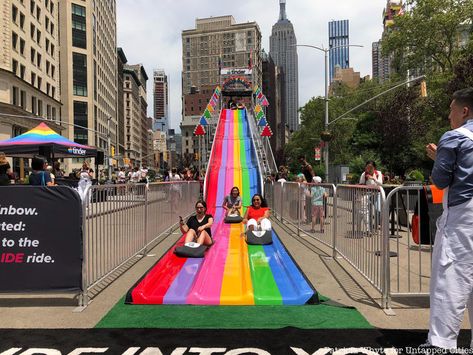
[0,219,469,330]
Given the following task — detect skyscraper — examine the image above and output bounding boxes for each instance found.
[372,0,403,82]
[153,69,169,132]
[270,0,299,132]
[59,1,118,169]
[328,20,350,82]
[0,0,61,130]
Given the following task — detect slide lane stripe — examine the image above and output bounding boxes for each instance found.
[130,236,188,304]
[205,110,226,212]
[220,110,254,304]
[266,231,315,305]
[241,109,282,304]
[220,223,254,304]
[187,111,232,304]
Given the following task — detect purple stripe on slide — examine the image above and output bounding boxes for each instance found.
[187,111,232,305]
[162,258,204,304]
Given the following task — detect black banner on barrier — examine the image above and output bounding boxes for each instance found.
[0,186,82,291]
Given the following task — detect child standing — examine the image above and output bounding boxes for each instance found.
[310,176,327,233]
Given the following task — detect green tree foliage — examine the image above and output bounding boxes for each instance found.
[382,0,473,74]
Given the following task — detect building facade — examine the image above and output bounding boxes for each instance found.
[117,48,127,157]
[328,20,350,82]
[269,0,298,132]
[261,50,285,166]
[181,15,262,155]
[123,64,149,167]
[372,0,403,82]
[0,0,62,137]
[59,0,118,171]
[153,69,168,132]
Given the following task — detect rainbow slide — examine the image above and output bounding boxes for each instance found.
[126,108,317,305]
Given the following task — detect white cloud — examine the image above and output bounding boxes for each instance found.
[117,0,386,131]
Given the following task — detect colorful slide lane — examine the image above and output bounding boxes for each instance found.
[126,108,316,305]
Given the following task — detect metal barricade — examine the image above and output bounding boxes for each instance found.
[267,181,435,310]
[80,181,199,306]
[335,185,386,294]
[382,185,432,308]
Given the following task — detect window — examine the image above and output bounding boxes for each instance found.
[73,101,88,144]
[12,86,19,106]
[38,100,42,116]
[30,24,35,40]
[37,76,42,90]
[50,44,55,56]
[37,52,41,67]
[45,38,50,53]
[71,3,86,48]
[73,52,87,96]
[12,59,18,75]
[30,48,36,64]
[51,64,55,78]
[50,1,54,14]
[20,65,25,79]
[12,32,18,50]
[19,38,25,55]
[46,82,50,95]
[30,0,35,16]
[36,29,41,44]
[36,6,40,22]
[47,104,51,119]
[32,96,37,114]
[20,90,26,109]
[12,5,18,23]
[31,72,36,86]
[51,86,55,98]
[20,13,25,29]
[52,107,56,120]
[50,23,54,36]
[46,60,50,75]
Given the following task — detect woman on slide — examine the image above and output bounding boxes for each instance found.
[242,193,271,233]
[222,186,242,217]
[180,200,214,246]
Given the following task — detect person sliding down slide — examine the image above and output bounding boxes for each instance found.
[242,193,271,236]
[223,186,242,217]
[180,200,214,246]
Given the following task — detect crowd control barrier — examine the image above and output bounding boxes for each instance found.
[80,181,200,306]
[265,182,433,310]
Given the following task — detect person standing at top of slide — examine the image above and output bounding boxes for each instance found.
[424,88,473,350]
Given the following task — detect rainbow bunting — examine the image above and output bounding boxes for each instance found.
[261,97,269,107]
[256,110,264,120]
[199,116,209,125]
[255,105,262,113]
[258,117,267,127]
[253,85,259,93]
[207,104,214,113]
[194,124,206,136]
[261,125,273,137]
[204,109,212,119]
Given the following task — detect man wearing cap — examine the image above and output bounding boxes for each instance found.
[310,176,327,233]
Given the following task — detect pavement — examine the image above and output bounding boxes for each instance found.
[0,218,470,330]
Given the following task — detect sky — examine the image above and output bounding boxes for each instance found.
[117,0,387,131]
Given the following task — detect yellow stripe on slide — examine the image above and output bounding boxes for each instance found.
[220,218,254,304]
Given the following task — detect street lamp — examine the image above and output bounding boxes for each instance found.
[296,43,363,182]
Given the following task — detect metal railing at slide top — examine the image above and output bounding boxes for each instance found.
[79,181,200,306]
[265,181,431,310]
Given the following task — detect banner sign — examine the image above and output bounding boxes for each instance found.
[315,147,321,161]
[0,186,82,291]
[220,68,252,75]
[0,329,470,354]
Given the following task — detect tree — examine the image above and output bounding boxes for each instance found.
[382,0,473,75]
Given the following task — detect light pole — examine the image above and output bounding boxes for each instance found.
[296,44,363,182]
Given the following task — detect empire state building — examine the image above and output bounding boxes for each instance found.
[270,0,299,131]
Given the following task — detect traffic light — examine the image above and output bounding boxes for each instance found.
[420,80,427,97]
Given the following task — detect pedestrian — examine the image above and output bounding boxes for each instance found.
[310,176,328,233]
[29,155,54,186]
[423,88,473,350]
[298,156,315,183]
[0,152,12,185]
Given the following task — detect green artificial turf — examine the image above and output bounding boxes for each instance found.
[96,296,373,329]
